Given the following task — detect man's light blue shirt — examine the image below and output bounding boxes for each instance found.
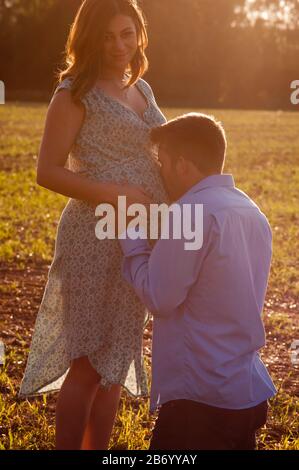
[119,174,277,413]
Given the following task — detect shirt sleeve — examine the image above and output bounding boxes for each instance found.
[119,212,216,317]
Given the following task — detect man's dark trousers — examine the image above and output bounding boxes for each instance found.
[149,399,268,450]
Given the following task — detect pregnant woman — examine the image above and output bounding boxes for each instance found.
[18,0,168,450]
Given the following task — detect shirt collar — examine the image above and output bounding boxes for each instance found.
[182,174,235,199]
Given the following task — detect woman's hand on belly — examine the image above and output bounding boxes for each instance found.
[109,183,154,208]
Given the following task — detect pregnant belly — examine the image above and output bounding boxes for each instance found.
[115,160,168,203]
[53,156,169,260]
[72,155,169,204]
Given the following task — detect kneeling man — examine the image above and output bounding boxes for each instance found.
[119,113,277,450]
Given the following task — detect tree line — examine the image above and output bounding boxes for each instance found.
[0,0,298,109]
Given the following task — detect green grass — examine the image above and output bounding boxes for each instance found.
[1,106,298,298]
[0,102,298,450]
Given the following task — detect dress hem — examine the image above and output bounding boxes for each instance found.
[18,357,150,400]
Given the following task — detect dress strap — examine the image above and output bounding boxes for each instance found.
[137,78,158,106]
[54,77,73,95]
[53,77,96,112]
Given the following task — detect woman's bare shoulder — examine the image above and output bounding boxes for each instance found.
[50,81,85,118]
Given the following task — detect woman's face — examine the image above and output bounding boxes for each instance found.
[102,14,138,71]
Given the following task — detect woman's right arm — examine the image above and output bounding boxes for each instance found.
[36,89,152,208]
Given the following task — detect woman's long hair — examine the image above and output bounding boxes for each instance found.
[57,0,148,102]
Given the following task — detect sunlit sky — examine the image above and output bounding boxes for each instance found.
[245,0,292,25]
[2,0,296,28]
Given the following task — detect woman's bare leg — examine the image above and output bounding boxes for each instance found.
[55,356,101,450]
[81,383,122,450]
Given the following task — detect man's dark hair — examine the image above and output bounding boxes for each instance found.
[151,113,227,175]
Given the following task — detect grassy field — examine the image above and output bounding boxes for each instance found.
[0,103,298,450]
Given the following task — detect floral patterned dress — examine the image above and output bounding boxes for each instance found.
[18,77,168,398]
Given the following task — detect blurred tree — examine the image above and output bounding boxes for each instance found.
[0,0,81,94]
[0,0,297,108]
[222,0,299,108]
[245,0,299,28]
[143,0,247,106]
